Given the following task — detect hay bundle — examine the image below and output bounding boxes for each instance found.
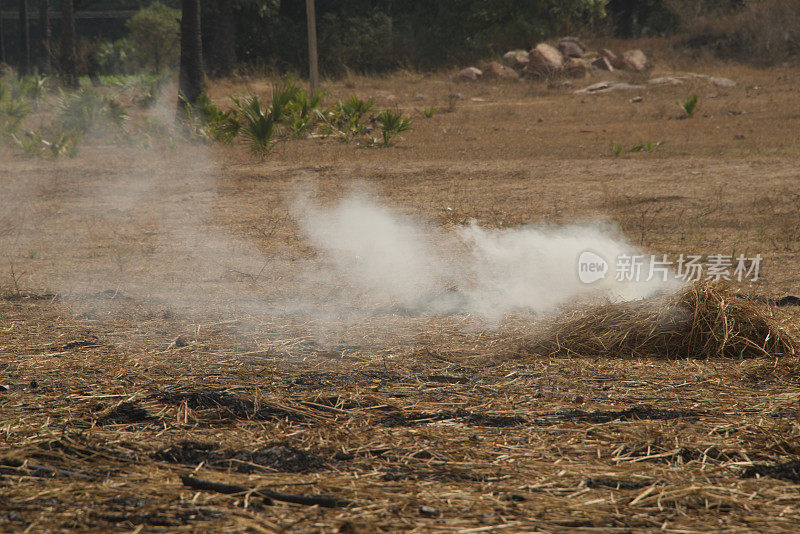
[522,282,798,359]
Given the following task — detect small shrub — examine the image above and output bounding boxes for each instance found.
[93,38,138,75]
[180,93,240,143]
[0,86,31,137]
[375,109,413,147]
[285,88,323,137]
[677,93,699,117]
[320,95,375,141]
[57,87,128,135]
[11,129,80,158]
[631,141,664,152]
[269,81,303,128]
[422,106,437,119]
[232,95,277,155]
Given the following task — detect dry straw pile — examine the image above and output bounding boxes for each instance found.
[522,282,799,360]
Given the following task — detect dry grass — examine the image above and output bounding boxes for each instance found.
[2,49,800,532]
[524,281,800,360]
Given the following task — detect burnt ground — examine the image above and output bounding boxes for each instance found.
[1,294,800,532]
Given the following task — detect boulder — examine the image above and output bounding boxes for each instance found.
[558,37,587,58]
[599,48,623,69]
[524,43,563,76]
[564,58,591,78]
[455,67,482,81]
[502,49,529,70]
[621,49,648,71]
[480,61,520,80]
[591,56,614,71]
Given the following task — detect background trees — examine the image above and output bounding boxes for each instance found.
[178,0,203,109]
[0,0,780,81]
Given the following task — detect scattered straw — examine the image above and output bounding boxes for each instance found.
[521,281,799,359]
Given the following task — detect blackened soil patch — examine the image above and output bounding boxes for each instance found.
[379,409,527,427]
[154,389,302,422]
[741,459,800,483]
[96,402,153,425]
[152,441,328,473]
[584,477,653,490]
[290,371,401,388]
[544,405,705,424]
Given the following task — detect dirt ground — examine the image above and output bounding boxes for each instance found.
[2,51,800,532]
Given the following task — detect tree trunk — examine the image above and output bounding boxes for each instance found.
[178,0,204,111]
[37,0,49,73]
[208,2,235,77]
[0,0,6,64]
[59,0,76,87]
[18,0,30,75]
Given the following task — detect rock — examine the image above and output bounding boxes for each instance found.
[502,49,529,70]
[564,58,591,78]
[710,77,736,87]
[524,43,563,76]
[599,48,623,69]
[558,37,587,58]
[649,76,684,85]
[621,49,648,71]
[480,61,520,80]
[455,67,482,81]
[413,93,426,101]
[591,56,614,71]
[574,81,647,94]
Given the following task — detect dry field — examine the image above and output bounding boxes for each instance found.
[2,51,800,532]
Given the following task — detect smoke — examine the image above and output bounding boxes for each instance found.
[1,143,678,338]
[291,192,679,323]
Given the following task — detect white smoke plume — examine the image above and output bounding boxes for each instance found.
[292,192,679,322]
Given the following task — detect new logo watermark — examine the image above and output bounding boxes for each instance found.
[578,251,609,284]
[577,252,762,284]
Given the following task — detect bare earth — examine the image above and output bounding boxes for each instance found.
[1,53,800,532]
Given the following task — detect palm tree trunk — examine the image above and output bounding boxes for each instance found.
[59,0,76,87]
[18,0,30,75]
[178,0,204,111]
[38,0,50,73]
[0,0,6,64]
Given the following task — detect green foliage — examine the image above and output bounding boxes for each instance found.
[677,94,699,116]
[57,87,128,135]
[320,96,376,141]
[180,93,240,143]
[11,129,80,159]
[284,87,324,137]
[231,95,277,155]
[375,109,413,147]
[125,2,181,72]
[422,107,437,119]
[93,38,139,75]
[0,82,32,137]
[630,141,664,152]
